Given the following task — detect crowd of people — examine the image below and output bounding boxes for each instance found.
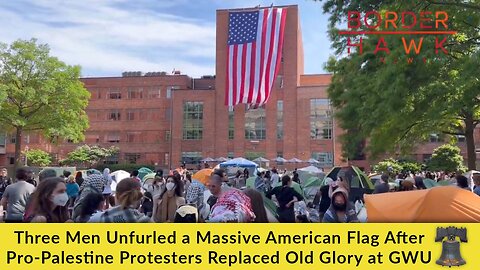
[1,165,479,223]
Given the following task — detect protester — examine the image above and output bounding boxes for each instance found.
[208,189,255,222]
[317,178,334,219]
[292,172,300,184]
[206,173,224,209]
[473,174,480,196]
[414,176,427,190]
[373,174,390,194]
[75,193,105,223]
[266,175,304,223]
[102,168,113,209]
[185,180,206,220]
[322,187,359,223]
[72,174,105,220]
[153,174,185,222]
[270,168,280,187]
[254,171,266,193]
[0,168,12,200]
[140,192,154,217]
[174,205,198,223]
[131,170,141,182]
[1,168,36,222]
[456,175,471,191]
[75,172,84,187]
[26,168,37,187]
[66,175,80,209]
[234,170,245,189]
[39,169,56,182]
[26,177,70,223]
[94,178,151,223]
[243,188,269,223]
[63,170,71,182]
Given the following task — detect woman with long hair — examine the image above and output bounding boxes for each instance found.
[26,177,70,223]
[153,174,185,222]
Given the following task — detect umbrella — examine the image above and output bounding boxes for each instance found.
[219,157,257,167]
[253,157,269,163]
[307,158,320,164]
[201,157,215,162]
[215,157,229,162]
[192,169,213,185]
[271,157,287,163]
[286,158,303,163]
[423,178,439,189]
[298,165,323,173]
[138,167,153,180]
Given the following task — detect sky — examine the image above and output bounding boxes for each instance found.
[0,0,332,78]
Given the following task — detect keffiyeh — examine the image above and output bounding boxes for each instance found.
[208,189,255,223]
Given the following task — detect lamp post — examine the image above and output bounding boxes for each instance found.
[24,145,29,166]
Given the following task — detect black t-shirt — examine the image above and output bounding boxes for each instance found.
[0,177,12,193]
[266,186,304,210]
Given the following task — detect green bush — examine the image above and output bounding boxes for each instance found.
[427,144,467,173]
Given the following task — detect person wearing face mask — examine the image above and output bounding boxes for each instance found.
[26,177,70,223]
[266,175,304,223]
[95,178,151,223]
[1,168,36,222]
[153,174,185,222]
[322,187,359,223]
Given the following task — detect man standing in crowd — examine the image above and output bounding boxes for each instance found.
[373,174,390,194]
[1,168,35,222]
[0,167,12,198]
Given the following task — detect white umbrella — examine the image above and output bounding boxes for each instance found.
[215,157,229,162]
[307,158,320,164]
[201,157,215,162]
[253,157,269,163]
[272,157,287,163]
[287,158,303,163]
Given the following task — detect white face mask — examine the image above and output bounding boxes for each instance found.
[166,182,176,191]
[52,193,69,207]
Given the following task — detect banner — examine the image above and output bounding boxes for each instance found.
[0,223,477,269]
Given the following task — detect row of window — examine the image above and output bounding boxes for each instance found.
[91,86,179,100]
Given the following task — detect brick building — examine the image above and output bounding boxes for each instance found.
[0,5,478,170]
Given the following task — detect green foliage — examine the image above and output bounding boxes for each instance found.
[372,158,403,174]
[319,0,480,170]
[94,163,155,173]
[427,144,467,173]
[23,149,51,167]
[0,39,90,167]
[61,145,119,167]
[398,160,423,174]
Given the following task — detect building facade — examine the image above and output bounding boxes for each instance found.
[0,5,478,170]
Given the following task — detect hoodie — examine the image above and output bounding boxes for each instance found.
[322,187,359,223]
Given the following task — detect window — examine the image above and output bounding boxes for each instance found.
[183,102,203,140]
[10,135,16,144]
[0,134,5,147]
[228,108,234,140]
[126,132,141,143]
[310,99,333,139]
[24,135,30,144]
[277,100,283,139]
[128,88,143,99]
[8,156,14,165]
[104,154,119,165]
[108,110,121,121]
[164,153,170,166]
[165,130,171,141]
[228,152,234,159]
[166,87,172,99]
[125,153,141,164]
[312,152,333,167]
[127,110,135,121]
[429,134,440,143]
[456,135,466,143]
[181,152,202,164]
[276,75,284,89]
[245,106,266,140]
[97,89,102,99]
[106,133,120,143]
[148,88,161,98]
[108,91,122,99]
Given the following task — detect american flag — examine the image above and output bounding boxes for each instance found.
[225,7,287,107]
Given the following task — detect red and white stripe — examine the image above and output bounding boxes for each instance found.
[226,7,287,107]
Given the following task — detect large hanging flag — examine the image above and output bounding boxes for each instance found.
[225,7,287,107]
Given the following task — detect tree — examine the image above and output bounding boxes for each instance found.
[319,0,480,170]
[23,149,51,167]
[427,144,467,173]
[372,158,402,174]
[398,160,423,174]
[0,39,90,169]
[61,145,119,167]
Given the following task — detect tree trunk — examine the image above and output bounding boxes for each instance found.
[14,127,23,172]
[464,117,477,170]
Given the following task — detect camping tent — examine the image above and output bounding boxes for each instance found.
[110,170,130,192]
[138,167,153,180]
[302,176,323,203]
[298,165,323,173]
[365,186,480,222]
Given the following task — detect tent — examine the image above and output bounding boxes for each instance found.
[365,186,480,222]
[422,178,439,189]
[326,166,374,202]
[302,176,323,203]
[307,158,320,164]
[298,165,323,174]
[141,173,157,190]
[215,157,229,162]
[192,169,214,185]
[286,158,303,163]
[138,167,153,180]
[110,170,130,192]
[253,157,269,163]
[272,157,287,163]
